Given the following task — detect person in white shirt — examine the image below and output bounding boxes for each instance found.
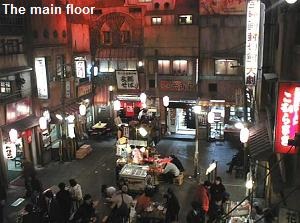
[162,162,180,183]
[69,179,83,212]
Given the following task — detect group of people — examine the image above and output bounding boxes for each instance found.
[19,178,97,223]
[189,177,228,223]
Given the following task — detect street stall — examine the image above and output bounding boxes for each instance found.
[225,200,251,223]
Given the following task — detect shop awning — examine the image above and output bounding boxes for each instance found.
[0,66,32,78]
[96,48,139,59]
[51,103,81,115]
[248,122,273,161]
[1,115,39,135]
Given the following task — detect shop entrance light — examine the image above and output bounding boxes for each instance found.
[285,0,297,4]
[240,127,250,144]
[9,129,18,143]
[79,104,87,116]
[39,116,48,130]
[207,111,215,124]
[163,96,169,107]
[138,127,148,137]
[235,122,244,129]
[113,100,121,111]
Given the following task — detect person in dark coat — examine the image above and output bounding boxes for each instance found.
[170,155,185,172]
[72,194,96,223]
[44,190,62,222]
[22,160,36,197]
[226,149,244,174]
[210,176,226,203]
[186,201,205,223]
[22,203,40,223]
[0,183,6,223]
[164,188,180,223]
[56,182,72,222]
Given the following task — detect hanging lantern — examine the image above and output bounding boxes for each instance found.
[79,104,87,116]
[9,129,18,143]
[240,127,250,143]
[163,96,169,107]
[113,100,121,111]
[39,116,48,130]
[66,115,75,123]
[285,0,297,4]
[43,110,51,121]
[207,111,215,124]
[140,93,147,104]
[67,123,75,139]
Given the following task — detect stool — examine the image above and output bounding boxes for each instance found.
[173,172,184,185]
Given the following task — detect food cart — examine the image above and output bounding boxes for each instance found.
[119,164,149,192]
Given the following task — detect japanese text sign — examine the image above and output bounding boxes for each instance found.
[274,82,300,154]
[116,70,139,90]
[3,143,16,160]
[245,0,261,86]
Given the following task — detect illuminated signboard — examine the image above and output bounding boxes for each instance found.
[3,143,16,160]
[274,82,300,154]
[35,57,49,99]
[116,70,139,90]
[75,60,86,78]
[245,0,261,86]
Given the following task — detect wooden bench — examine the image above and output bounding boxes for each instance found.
[173,172,184,185]
[76,144,92,159]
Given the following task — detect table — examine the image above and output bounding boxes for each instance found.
[92,122,107,129]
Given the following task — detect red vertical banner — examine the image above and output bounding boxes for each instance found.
[274,82,300,154]
[125,102,134,117]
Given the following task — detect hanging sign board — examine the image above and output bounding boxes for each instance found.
[116,70,139,90]
[3,143,16,160]
[35,57,49,99]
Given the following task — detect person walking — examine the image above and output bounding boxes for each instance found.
[0,183,6,223]
[186,201,205,223]
[164,188,180,223]
[56,182,72,223]
[196,181,211,215]
[69,179,83,213]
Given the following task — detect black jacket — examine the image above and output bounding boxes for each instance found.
[171,157,185,172]
[186,209,205,223]
[210,183,225,202]
[73,202,95,223]
[56,189,72,213]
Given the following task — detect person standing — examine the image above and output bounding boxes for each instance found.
[72,194,96,223]
[210,177,225,203]
[56,182,72,222]
[164,188,180,223]
[0,183,6,223]
[196,181,211,215]
[44,190,62,223]
[69,179,83,213]
[186,201,205,223]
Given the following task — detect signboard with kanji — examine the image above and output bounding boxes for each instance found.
[200,0,246,15]
[116,70,139,90]
[274,82,300,154]
[160,80,194,92]
[244,0,261,86]
[3,143,16,160]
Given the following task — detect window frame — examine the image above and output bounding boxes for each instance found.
[178,15,193,25]
[151,17,162,25]
[103,31,112,45]
[0,81,12,94]
[158,60,170,75]
[214,59,239,76]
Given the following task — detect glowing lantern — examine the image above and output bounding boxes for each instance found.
[79,104,87,116]
[113,100,121,111]
[207,112,215,124]
[39,117,48,130]
[240,127,250,143]
[9,129,18,143]
[163,96,169,107]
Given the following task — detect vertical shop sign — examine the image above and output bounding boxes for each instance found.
[35,57,49,99]
[75,60,86,78]
[274,82,300,154]
[126,102,134,117]
[245,0,261,86]
[3,143,16,160]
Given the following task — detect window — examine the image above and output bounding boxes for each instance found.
[121,31,131,44]
[158,60,170,74]
[99,60,137,72]
[139,0,151,2]
[149,80,155,88]
[0,81,11,94]
[154,2,160,9]
[129,7,142,13]
[164,2,170,9]
[173,60,187,75]
[6,39,19,54]
[215,59,239,75]
[103,31,111,44]
[152,17,162,25]
[178,15,193,24]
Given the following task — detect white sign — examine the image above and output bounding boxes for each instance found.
[3,143,16,160]
[245,0,261,86]
[75,60,86,78]
[35,57,49,99]
[116,70,139,90]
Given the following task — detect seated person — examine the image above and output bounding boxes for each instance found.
[162,162,180,183]
[226,149,244,174]
[135,188,152,214]
[170,155,185,172]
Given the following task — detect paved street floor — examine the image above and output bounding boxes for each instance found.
[3,136,246,223]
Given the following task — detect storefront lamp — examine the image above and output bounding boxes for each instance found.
[240,127,250,143]
[66,115,75,123]
[193,106,201,115]
[235,122,244,129]
[207,111,215,124]
[138,127,148,137]
[138,61,144,67]
[79,104,87,116]
[108,85,114,92]
[163,96,169,107]
[113,100,121,111]
[56,114,63,121]
[39,116,48,130]
[9,129,18,143]
[285,0,297,4]
[245,179,253,189]
[93,66,98,76]
[43,110,51,122]
[140,93,147,104]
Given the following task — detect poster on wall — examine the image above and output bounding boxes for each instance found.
[75,60,86,78]
[116,70,139,90]
[274,82,300,154]
[200,0,246,15]
[35,57,49,99]
[244,0,261,86]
